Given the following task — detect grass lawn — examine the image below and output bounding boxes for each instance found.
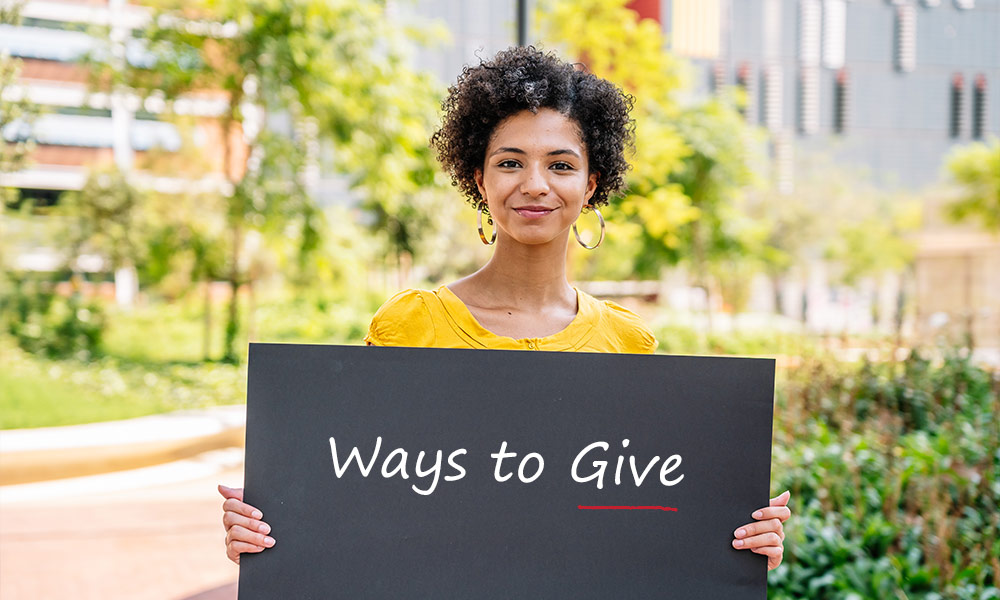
[0,293,373,429]
[0,367,177,429]
[0,341,245,430]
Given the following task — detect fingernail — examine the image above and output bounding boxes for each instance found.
[252,510,263,519]
[733,539,744,548]
[736,528,747,538]
[258,523,271,534]
[264,536,275,547]
[753,510,763,519]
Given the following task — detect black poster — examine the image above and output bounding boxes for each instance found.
[239,344,775,599]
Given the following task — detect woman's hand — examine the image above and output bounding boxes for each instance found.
[219,484,275,565]
[731,490,791,571]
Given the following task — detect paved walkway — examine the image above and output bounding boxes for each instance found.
[1,405,246,485]
[0,407,248,599]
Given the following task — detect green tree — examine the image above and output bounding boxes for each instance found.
[0,1,40,207]
[539,0,759,320]
[538,0,692,276]
[945,138,1000,233]
[91,0,444,361]
[824,200,919,288]
[59,168,148,273]
[662,102,757,315]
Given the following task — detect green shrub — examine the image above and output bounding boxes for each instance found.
[0,341,245,428]
[1,275,106,359]
[770,351,1000,598]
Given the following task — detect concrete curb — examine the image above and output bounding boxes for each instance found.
[0,405,246,486]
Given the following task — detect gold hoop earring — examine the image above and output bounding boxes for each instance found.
[477,204,496,246]
[573,205,605,249]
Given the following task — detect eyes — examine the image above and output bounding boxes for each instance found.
[496,159,576,171]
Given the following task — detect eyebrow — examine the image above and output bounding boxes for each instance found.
[489,147,581,158]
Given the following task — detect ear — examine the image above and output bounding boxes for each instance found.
[474,168,486,202]
[584,172,599,203]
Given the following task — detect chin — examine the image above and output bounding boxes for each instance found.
[507,233,569,247]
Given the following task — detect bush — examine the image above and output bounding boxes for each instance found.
[769,351,1000,598]
[1,275,106,359]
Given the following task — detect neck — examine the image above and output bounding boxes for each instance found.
[461,233,574,308]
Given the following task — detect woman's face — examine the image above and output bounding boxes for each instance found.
[475,108,598,249]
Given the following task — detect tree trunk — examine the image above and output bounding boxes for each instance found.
[247,276,256,343]
[202,279,212,362]
[690,218,713,335]
[221,106,242,364]
[771,273,783,317]
[223,219,241,363]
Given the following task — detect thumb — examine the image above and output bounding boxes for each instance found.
[218,484,244,501]
[770,490,790,507]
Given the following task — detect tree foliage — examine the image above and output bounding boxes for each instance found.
[538,0,758,293]
[88,0,445,360]
[945,138,1000,233]
[59,168,148,271]
[0,1,40,206]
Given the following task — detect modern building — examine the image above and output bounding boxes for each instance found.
[647,0,999,348]
[1,0,242,303]
[629,0,1000,191]
[1,0,236,207]
[3,0,997,346]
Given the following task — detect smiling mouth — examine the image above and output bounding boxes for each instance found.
[514,206,555,218]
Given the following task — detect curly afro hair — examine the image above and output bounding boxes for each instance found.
[430,46,634,211]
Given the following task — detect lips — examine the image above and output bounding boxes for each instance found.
[514,206,556,218]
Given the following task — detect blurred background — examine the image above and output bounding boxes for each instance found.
[0,0,997,598]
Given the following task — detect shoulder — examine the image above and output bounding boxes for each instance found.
[364,289,437,347]
[580,291,658,354]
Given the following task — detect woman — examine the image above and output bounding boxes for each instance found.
[220,46,790,571]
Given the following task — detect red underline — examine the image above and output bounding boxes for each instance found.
[578,505,678,512]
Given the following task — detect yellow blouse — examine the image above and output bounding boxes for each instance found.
[365,286,657,353]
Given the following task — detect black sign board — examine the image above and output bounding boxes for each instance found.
[240,344,775,599]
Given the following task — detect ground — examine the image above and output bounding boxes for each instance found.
[0,456,242,600]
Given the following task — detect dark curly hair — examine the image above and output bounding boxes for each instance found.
[430,46,635,211]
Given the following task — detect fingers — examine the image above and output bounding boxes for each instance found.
[218,484,244,502]
[225,524,276,564]
[227,539,268,564]
[223,510,271,536]
[734,518,784,541]
[226,524,275,550]
[751,505,791,523]
[769,490,791,507]
[220,484,272,565]
[223,497,264,521]
[735,493,790,570]
[751,544,784,571]
[732,530,783,550]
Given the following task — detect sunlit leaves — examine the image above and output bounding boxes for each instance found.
[945,138,1000,233]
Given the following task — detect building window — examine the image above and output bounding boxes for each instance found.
[822,0,846,70]
[763,63,784,132]
[834,68,850,134]
[971,74,987,139]
[799,66,820,135]
[950,73,965,138]
[799,0,821,67]
[894,5,916,73]
[712,61,727,95]
[736,62,757,125]
[7,188,65,211]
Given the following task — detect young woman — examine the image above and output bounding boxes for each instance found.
[220,45,791,570]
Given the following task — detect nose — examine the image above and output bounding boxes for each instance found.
[519,163,550,197]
